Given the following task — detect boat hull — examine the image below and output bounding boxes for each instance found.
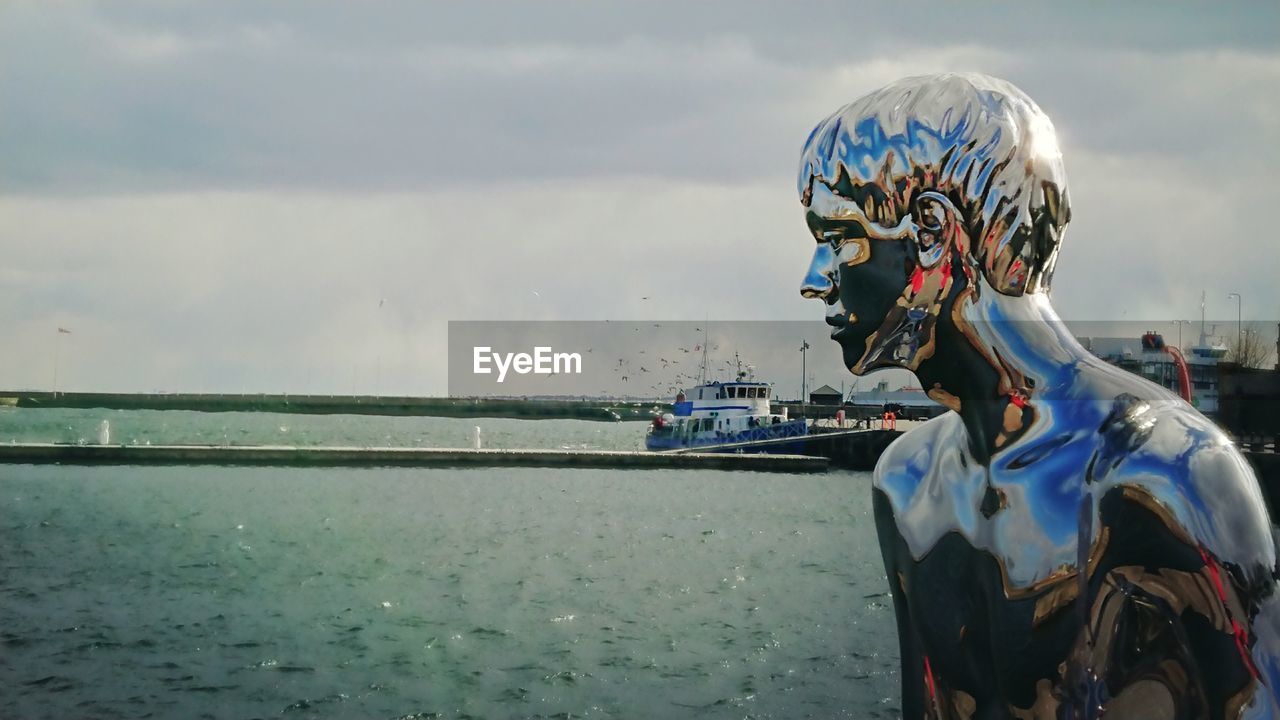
[645,419,808,453]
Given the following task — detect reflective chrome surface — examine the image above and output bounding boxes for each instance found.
[799,73,1280,717]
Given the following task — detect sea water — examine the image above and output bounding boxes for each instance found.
[0,410,900,719]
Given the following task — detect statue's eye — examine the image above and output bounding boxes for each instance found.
[807,213,867,249]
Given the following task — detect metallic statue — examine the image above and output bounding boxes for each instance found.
[798,73,1280,718]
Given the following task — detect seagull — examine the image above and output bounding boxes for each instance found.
[531,290,541,298]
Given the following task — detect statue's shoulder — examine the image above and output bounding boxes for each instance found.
[1098,394,1275,571]
[873,411,962,497]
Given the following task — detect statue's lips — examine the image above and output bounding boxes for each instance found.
[826,314,852,339]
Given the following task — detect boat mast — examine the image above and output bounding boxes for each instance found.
[1199,290,1207,347]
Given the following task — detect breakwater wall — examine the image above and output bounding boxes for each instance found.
[0,443,826,473]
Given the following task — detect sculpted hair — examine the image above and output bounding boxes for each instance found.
[798,72,1071,295]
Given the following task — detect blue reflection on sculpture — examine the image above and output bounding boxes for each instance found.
[798,73,1280,717]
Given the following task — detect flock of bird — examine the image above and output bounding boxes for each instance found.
[590,325,749,399]
[523,290,752,399]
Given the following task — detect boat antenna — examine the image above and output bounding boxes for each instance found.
[698,322,709,385]
[735,351,744,381]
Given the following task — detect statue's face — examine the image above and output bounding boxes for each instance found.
[801,180,954,375]
[798,76,1071,376]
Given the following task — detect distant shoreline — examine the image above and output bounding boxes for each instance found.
[0,391,666,421]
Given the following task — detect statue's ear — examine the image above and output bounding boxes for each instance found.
[911,191,961,268]
[1040,181,1070,229]
[1027,181,1069,292]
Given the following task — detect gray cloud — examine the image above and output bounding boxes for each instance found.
[2,3,1276,193]
[0,2,1276,393]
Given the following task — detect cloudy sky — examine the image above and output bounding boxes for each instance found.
[1,1,1276,395]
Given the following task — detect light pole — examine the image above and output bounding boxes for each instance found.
[53,327,71,397]
[1227,292,1242,356]
[799,340,810,409]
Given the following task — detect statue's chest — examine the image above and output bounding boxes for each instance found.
[881,454,1084,591]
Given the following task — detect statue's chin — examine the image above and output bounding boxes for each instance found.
[834,332,875,377]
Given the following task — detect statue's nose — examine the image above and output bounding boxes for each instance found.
[801,244,836,300]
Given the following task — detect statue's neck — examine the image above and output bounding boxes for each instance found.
[916,287,1091,465]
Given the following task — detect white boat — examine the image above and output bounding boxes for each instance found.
[645,379,807,451]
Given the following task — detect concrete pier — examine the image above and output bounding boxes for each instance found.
[0,443,828,473]
[676,427,903,471]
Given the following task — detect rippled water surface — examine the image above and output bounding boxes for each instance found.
[0,410,899,719]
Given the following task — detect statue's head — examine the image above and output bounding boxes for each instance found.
[799,73,1071,375]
